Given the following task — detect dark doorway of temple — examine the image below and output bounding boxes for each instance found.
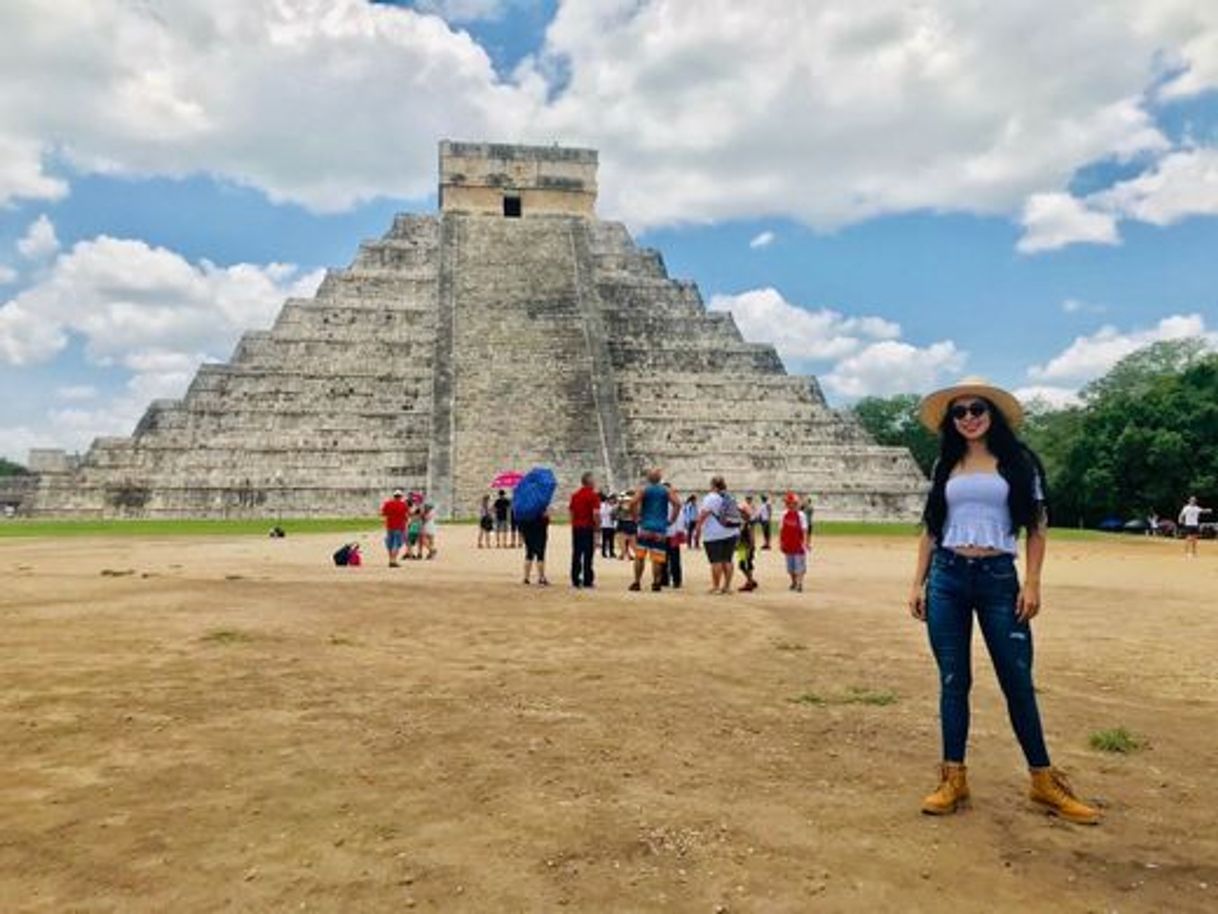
[503,194,522,218]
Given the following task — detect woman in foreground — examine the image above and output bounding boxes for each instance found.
[908,377,1099,825]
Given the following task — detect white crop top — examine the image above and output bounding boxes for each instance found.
[941,472,1042,555]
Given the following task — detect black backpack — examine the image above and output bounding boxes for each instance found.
[333,544,354,566]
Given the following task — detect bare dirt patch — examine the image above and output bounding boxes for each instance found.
[2,529,1216,912]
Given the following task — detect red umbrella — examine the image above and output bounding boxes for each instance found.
[491,470,524,489]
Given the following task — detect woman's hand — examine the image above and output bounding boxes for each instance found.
[908,583,927,621]
[1017,581,1041,622]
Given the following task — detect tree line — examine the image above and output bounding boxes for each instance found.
[851,339,1218,528]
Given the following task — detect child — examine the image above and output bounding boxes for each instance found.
[736,507,758,592]
[406,506,423,559]
[780,492,809,592]
[420,502,438,560]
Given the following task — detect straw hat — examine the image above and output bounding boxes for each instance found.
[918,376,1024,431]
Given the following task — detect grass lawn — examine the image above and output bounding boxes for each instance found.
[0,517,1108,541]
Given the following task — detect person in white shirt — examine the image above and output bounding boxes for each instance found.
[1178,496,1212,558]
[599,497,616,558]
[757,494,773,549]
[695,475,743,595]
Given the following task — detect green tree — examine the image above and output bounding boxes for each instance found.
[1081,337,1209,402]
[850,394,937,477]
[0,458,30,477]
[1047,343,1218,526]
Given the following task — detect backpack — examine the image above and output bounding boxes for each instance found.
[716,492,743,528]
[333,543,356,566]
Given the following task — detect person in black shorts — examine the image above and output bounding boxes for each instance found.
[493,489,510,548]
[520,509,551,585]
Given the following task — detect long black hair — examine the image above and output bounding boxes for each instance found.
[922,397,1048,542]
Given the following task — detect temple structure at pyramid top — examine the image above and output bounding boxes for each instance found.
[17,140,927,520]
[438,140,599,218]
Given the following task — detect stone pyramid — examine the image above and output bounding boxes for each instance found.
[28,141,926,519]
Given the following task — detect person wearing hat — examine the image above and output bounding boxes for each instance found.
[778,492,809,591]
[908,377,1100,825]
[380,489,408,567]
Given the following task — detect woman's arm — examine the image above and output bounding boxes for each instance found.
[908,530,932,620]
[1018,527,1046,622]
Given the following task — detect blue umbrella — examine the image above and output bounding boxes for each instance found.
[512,466,557,522]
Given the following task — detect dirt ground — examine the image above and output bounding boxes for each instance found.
[2,527,1216,914]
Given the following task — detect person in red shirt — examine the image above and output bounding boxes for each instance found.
[568,472,601,588]
[779,491,809,592]
[380,489,409,567]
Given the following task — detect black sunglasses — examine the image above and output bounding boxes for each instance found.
[949,402,989,421]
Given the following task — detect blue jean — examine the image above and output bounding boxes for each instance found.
[925,548,1050,768]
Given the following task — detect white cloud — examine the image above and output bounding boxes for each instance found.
[823,340,966,399]
[55,384,98,401]
[1061,297,1105,314]
[0,236,323,368]
[1017,193,1119,254]
[748,230,775,249]
[1020,146,1218,252]
[1092,147,1218,227]
[708,287,900,367]
[1012,385,1082,410]
[2,0,1215,232]
[532,1,1183,229]
[0,234,323,456]
[1028,314,1218,384]
[707,286,963,398]
[0,0,541,211]
[17,215,60,260]
[1154,5,1218,100]
[0,265,17,285]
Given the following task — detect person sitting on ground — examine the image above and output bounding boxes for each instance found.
[779,492,809,592]
[629,469,681,592]
[380,488,409,567]
[493,489,510,548]
[599,495,617,558]
[478,494,493,548]
[695,475,742,595]
[735,502,758,592]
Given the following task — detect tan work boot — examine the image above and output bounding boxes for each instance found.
[922,763,970,815]
[1029,767,1101,825]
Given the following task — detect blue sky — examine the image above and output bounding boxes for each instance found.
[2,1,1217,460]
